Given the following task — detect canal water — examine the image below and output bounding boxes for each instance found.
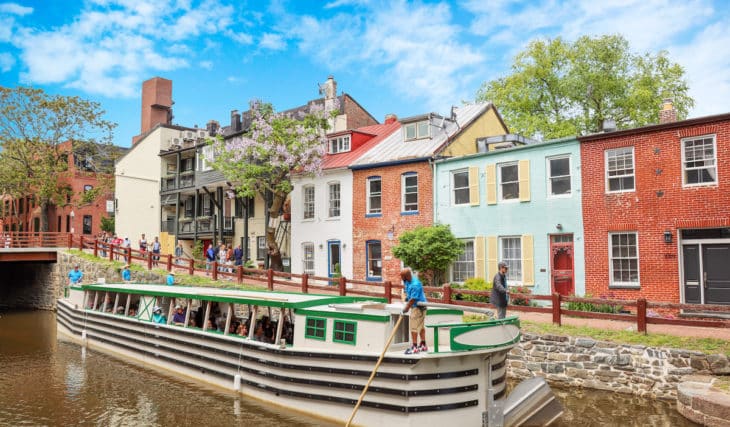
[0,310,697,426]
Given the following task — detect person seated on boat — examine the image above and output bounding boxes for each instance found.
[116,306,125,315]
[401,268,428,354]
[236,322,248,337]
[172,305,187,326]
[206,316,217,331]
[194,306,204,328]
[261,316,275,342]
[152,306,166,324]
[253,323,270,343]
[128,307,137,317]
[229,320,240,334]
[282,316,294,345]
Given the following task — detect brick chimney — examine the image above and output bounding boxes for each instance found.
[384,114,397,125]
[135,77,173,144]
[659,98,677,124]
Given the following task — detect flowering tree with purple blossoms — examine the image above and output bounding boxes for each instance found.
[209,100,337,271]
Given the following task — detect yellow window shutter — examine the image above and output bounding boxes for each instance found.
[486,236,498,281]
[485,164,497,205]
[522,234,534,285]
[468,166,480,206]
[518,159,530,202]
[475,236,485,279]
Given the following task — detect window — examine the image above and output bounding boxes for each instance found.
[184,197,194,217]
[609,232,639,287]
[452,169,470,205]
[333,320,356,345]
[201,194,212,216]
[401,173,418,212]
[500,237,522,282]
[605,147,635,192]
[305,317,326,340]
[547,156,571,196]
[329,135,351,154]
[302,242,315,274]
[499,163,519,200]
[82,215,92,235]
[197,145,214,171]
[682,135,717,186]
[257,236,266,260]
[367,177,381,215]
[303,186,315,219]
[366,240,382,279]
[181,157,194,172]
[403,120,430,140]
[451,240,475,282]
[328,182,340,217]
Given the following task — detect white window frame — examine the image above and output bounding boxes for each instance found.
[366,177,382,215]
[403,120,430,141]
[608,232,640,288]
[450,239,475,283]
[547,155,571,197]
[366,240,382,279]
[500,236,522,283]
[499,162,519,201]
[303,185,315,220]
[451,169,470,205]
[401,173,418,212]
[302,242,315,275]
[329,135,351,154]
[328,181,341,218]
[682,135,718,187]
[197,145,214,171]
[605,147,635,193]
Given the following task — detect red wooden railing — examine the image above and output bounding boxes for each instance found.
[3,231,730,334]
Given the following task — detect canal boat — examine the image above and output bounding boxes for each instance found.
[57,283,561,426]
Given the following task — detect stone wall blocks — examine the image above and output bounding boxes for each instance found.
[541,334,570,342]
[575,338,596,348]
[569,354,591,362]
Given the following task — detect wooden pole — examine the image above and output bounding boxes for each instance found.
[552,293,562,326]
[346,314,404,427]
[637,298,647,334]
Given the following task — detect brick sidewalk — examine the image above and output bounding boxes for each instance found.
[514,310,730,340]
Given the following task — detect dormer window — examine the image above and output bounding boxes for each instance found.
[403,120,429,141]
[329,135,351,154]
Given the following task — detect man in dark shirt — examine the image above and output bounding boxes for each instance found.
[491,261,510,319]
[172,305,187,326]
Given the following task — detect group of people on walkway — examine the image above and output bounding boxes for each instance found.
[205,241,245,274]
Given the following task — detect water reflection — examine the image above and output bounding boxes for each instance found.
[0,310,698,426]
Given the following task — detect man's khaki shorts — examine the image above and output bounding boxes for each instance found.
[409,307,425,332]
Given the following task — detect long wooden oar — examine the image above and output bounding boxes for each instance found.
[345,314,405,427]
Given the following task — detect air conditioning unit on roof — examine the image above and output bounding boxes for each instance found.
[198,129,207,139]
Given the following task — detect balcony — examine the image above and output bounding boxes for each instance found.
[161,219,175,233]
[175,215,235,237]
[160,174,195,192]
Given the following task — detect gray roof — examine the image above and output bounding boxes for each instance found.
[350,103,491,167]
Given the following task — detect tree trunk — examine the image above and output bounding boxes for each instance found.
[40,200,49,232]
[266,193,285,272]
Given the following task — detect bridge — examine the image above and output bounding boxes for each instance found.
[0,232,72,262]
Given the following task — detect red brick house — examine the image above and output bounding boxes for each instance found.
[579,104,730,305]
[349,104,508,284]
[1,140,125,236]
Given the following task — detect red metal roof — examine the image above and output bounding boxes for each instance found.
[322,121,401,170]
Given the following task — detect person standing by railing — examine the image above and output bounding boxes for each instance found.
[151,236,161,267]
[139,234,147,259]
[174,242,184,265]
[491,261,510,319]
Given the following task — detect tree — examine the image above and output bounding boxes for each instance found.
[0,86,115,231]
[100,216,115,233]
[209,100,336,271]
[391,224,464,286]
[476,34,694,140]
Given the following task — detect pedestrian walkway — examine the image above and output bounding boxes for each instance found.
[515,310,730,341]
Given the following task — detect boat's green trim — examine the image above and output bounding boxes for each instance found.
[70,285,84,291]
[332,320,357,346]
[295,308,391,322]
[449,328,522,351]
[425,316,520,329]
[79,284,385,309]
[426,309,463,316]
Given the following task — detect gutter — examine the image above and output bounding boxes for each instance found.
[349,157,432,170]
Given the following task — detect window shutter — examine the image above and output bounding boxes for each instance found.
[522,234,534,285]
[518,159,531,202]
[469,166,480,206]
[486,164,497,205]
[486,236,498,281]
[475,236,485,279]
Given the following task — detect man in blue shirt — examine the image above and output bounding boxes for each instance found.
[122,264,131,282]
[401,268,428,354]
[68,264,83,285]
[166,271,175,286]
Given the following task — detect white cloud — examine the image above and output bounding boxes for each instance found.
[286,1,484,113]
[324,0,370,8]
[0,52,14,71]
[0,2,32,15]
[7,0,244,98]
[199,60,213,70]
[259,33,286,50]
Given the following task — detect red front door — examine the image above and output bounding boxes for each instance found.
[551,234,574,296]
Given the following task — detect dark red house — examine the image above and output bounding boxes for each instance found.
[579,104,730,305]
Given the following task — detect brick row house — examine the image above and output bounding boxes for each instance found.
[579,103,730,305]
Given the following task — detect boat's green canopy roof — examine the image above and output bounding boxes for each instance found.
[79,283,386,309]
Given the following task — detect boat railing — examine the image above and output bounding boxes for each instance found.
[425,315,521,353]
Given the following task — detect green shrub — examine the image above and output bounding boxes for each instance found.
[453,277,491,303]
[565,296,623,313]
[510,285,532,306]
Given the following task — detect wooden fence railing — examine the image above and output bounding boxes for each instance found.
[4,232,730,334]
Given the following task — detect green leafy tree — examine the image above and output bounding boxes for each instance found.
[0,86,115,231]
[100,216,115,233]
[476,34,694,139]
[391,224,464,286]
[209,100,336,271]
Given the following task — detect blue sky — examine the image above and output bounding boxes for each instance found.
[0,0,728,148]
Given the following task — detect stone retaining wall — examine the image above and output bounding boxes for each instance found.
[508,333,730,400]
